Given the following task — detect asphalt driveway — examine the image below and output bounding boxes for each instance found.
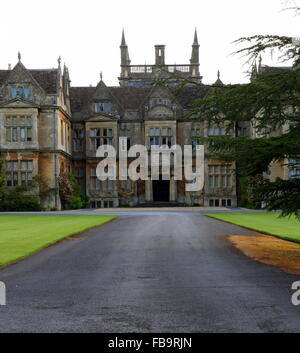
[0,212,299,332]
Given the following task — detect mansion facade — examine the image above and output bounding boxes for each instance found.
[0,30,289,209]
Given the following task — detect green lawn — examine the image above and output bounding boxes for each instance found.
[0,215,116,267]
[205,212,300,243]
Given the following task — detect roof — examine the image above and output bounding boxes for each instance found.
[0,70,10,83]
[260,65,293,75]
[0,68,59,94]
[70,86,96,113]
[69,84,209,118]
[109,86,151,109]
[170,85,209,107]
[30,69,58,94]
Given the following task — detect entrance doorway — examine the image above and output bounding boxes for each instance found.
[153,179,170,202]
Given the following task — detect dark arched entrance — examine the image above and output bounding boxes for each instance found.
[153,179,170,202]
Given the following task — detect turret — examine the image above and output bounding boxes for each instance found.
[155,45,165,65]
[120,29,131,65]
[120,29,131,79]
[190,28,200,77]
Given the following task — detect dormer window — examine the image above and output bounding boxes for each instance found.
[94,102,111,113]
[11,86,29,99]
[150,98,170,107]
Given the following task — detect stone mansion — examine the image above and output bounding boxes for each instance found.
[0,30,290,209]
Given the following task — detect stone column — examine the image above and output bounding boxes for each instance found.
[145,180,152,201]
[170,177,177,202]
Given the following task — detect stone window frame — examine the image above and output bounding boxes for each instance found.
[149,98,170,107]
[5,159,33,187]
[209,199,232,207]
[5,115,32,143]
[94,102,111,114]
[90,167,100,190]
[10,85,30,99]
[89,128,113,151]
[289,159,300,179]
[73,128,84,152]
[60,119,64,146]
[89,168,114,192]
[74,167,85,190]
[207,126,226,136]
[208,164,232,188]
[148,127,172,148]
[236,126,247,137]
[121,179,132,192]
[91,200,114,208]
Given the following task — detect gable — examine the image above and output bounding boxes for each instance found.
[5,62,44,93]
[145,85,181,112]
[0,62,47,103]
[92,81,112,100]
[148,85,175,100]
[0,98,40,109]
[86,113,119,122]
[146,105,174,118]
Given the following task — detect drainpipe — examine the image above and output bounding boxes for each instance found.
[53,108,59,208]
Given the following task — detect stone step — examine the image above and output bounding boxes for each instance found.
[137,202,186,207]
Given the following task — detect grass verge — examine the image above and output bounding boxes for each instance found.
[0,215,116,267]
[205,212,300,243]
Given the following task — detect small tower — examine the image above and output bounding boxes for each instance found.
[120,29,131,78]
[258,55,262,74]
[190,28,200,77]
[250,60,258,81]
[155,45,165,66]
[214,70,223,85]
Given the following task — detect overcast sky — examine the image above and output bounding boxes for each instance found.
[0,0,299,87]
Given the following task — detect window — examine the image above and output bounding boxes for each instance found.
[150,98,170,107]
[208,165,231,188]
[220,165,231,187]
[209,199,231,207]
[149,128,160,136]
[90,169,114,192]
[61,120,64,145]
[91,200,102,208]
[90,128,113,151]
[90,168,100,190]
[5,116,32,143]
[192,128,201,137]
[207,126,226,136]
[208,166,219,187]
[94,102,111,113]
[289,159,300,179]
[149,127,172,148]
[103,200,114,208]
[73,129,84,152]
[74,168,85,191]
[11,86,30,99]
[237,127,247,137]
[102,179,114,191]
[65,125,68,149]
[192,137,202,150]
[6,160,33,187]
[122,179,132,192]
[21,160,33,186]
[6,161,18,186]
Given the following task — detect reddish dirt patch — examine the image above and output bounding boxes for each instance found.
[228,234,300,275]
